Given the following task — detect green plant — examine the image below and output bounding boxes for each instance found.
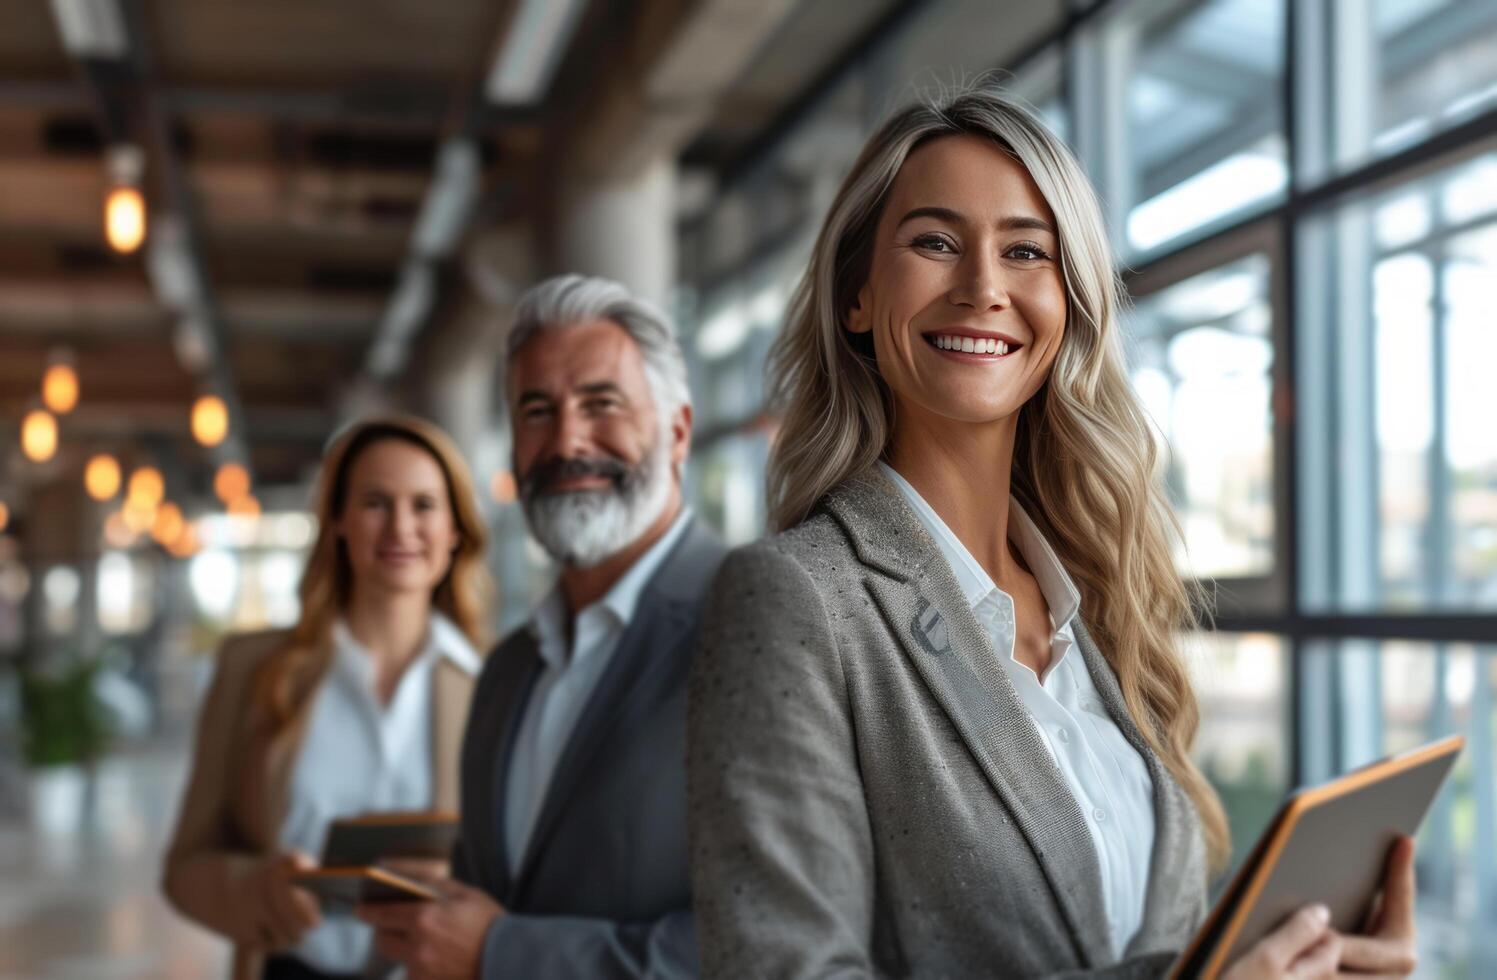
[18,657,112,767]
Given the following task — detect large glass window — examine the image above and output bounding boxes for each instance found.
[1301,0,1497,180]
[1299,150,1497,611]
[1300,640,1497,974]
[190,512,314,630]
[1127,252,1277,582]
[1187,631,1291,876]
[1017,46,1069,146]
[97,552,155,635]
[1105,0,1287,255]
[690,430,773,547]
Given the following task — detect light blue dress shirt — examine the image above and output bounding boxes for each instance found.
[879,461,1156,957]
[504,509,693,872]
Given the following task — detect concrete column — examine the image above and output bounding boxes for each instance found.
[404,224,546,635]
[554,155,677,308]
[420,321,502,464]
[409,226,534,457]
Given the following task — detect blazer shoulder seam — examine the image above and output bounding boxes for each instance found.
[738,529,855,710]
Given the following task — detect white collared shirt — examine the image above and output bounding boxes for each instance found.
[279,612,481,974]
[879,462,1156,958]
[504,509,693,872]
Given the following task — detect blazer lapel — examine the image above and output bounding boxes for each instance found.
[1073,620,1205,955]
[466,634,541,900]
[239,636,331,852]
[513,592,689,896]
[826,470,1113,968]
[510,519,721,900]
[429,659,476,813]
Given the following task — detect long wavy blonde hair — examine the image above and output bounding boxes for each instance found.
[256,414,492,729]
[767,84,1228,870]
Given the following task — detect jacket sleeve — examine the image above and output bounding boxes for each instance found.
[687,542,882,980]
[160,640,267,944]
[1046,953,1180,979]
[477,908,696,979]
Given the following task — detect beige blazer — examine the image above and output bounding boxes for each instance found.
[162,628,477,980]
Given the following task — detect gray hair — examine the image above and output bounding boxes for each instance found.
[505,274,691,415]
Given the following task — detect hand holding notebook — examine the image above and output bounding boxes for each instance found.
[292,809,461,914]
[1174,735,1460,979]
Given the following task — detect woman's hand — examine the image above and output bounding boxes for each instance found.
[1338,835,1419,976]
[247,850,323,950]
[1220,835,1420,980]
[1221,904,1341,980]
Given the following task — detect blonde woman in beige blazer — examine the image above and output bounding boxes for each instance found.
[164,416,492,980]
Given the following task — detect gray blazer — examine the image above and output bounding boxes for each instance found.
[687,469,1208,979]
[456,517,727,978]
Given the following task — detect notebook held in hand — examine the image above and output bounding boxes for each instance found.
[1172,735,1463,979]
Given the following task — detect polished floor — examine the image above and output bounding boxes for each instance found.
[0,738,1481,979]
[0,742,227,980]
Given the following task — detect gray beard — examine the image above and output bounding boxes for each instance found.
[520,435,674,569]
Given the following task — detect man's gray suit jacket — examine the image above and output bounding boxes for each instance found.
[456,517,726,978]
[687,468,1211,979]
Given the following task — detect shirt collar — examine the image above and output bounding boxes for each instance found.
[331,610,482,682]
[877,461,1080,631]
[426,610,482,675]
[530,587,569,670]
[528,508,694,668]
[331,620,374,686]
[597,507,693,625]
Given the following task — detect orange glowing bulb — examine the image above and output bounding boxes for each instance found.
[191,395,229,447]
[42,363,79,414]
[213,462,251,504]
[21,410,58,462]
[127,466,165,506]
[85,454,122,500]
[105,185,146,254]
[167,522,201,558]
[152,502,185,547]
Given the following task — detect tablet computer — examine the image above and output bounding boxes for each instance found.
[1172,734,1463,980]
[292,867,438,914]
[319,810,460,867]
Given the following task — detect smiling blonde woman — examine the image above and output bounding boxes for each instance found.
[686,86,1419,980]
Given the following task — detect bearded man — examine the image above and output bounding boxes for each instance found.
[362,274,725,980]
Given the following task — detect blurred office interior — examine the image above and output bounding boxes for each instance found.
[0,0,1494,976]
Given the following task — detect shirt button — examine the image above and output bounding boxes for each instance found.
[1093,807,1107,823]
[1056,727,1071,744]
